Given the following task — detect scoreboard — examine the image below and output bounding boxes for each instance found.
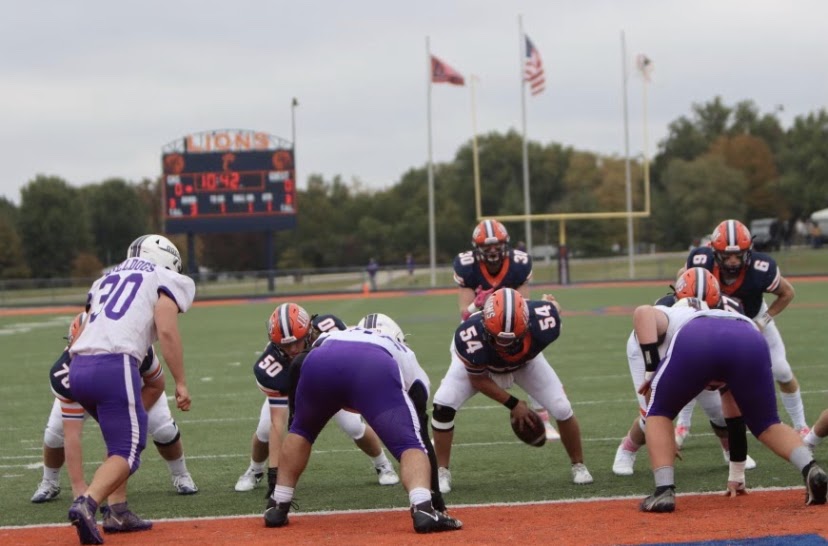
[161,131,297,234]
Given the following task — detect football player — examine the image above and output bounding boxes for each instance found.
[32,312,198,504]
[431,288,593,491]
[612,267,757,477]
[234,305,399,497]
[674,219,809,441]
[803,410,828,452]
[636,298,827,512]
[67,234,195,545]
[264,314,461,533]
[435,219,556,493]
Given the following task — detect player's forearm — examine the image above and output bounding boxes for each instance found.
[468,373,511,405]
[458,289,476,318]
[158,330,187,386]
[268,408,287,468]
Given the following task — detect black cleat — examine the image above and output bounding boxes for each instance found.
[805,463,827,506]
[264,498,295,528]
[68,496,104,545]
[101,505,152,533]
[411,501,463,534]
[640,486,676,513]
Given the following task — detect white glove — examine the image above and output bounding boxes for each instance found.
[753,312,773,331]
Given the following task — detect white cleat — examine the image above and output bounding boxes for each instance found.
[173,473,199,495]
[571,463,594,485]
[674,425,690,449]
[722,450,757,470]
[376,463,400,486]
[612,444,636,476]
[31,479,61,503]
[438,467,452,494]
[234,469,263,492]
[543,421,561,442]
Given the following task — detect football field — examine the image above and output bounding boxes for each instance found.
[1,279,827,534]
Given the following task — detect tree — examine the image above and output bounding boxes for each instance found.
[660,155,748,248]
[709,134,782,219]
[0,215,30,278]
[84,178,148,265]
[18,176,91,278]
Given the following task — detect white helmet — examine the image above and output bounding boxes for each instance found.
[358,313,406,344]
[127,234,183,273]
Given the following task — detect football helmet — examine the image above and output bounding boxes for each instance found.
[66,312,87,346]
[126,234,183,273]
[710,220,752,275]
[472,219,510,267]
[267,303,312,356]
[673,297,709,311]
[674,267,721,308]
[357,313,406,344]
[482,288,529,354]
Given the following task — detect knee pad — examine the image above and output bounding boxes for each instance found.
[337,412,367,440]
[151,420,180,447]
[44,425,65,449]
[548,398,574,422]
[431,404,456,431]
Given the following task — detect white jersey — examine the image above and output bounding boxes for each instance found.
[70,258,195,360]
[627,304,699,360]
[315,327,430,394]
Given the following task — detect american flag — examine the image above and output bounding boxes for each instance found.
[524,35,545,96]
[431,55,465,86]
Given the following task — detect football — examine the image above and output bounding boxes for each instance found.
[510,410,546,447]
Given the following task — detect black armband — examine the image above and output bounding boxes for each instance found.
[503,395,519,410]
[640,342,661,372]
[725,417,748,463]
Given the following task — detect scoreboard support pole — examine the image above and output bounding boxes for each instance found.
[187,233,197,276]
[266,230,275,292]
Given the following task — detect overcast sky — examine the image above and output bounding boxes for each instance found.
[2,0,826,204]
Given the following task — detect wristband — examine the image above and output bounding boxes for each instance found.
[728,460,746,483]
[503,395,519,410]
[640,342,660,372]
[467,301,480,314]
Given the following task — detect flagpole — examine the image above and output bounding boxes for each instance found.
[641,59,651,214]
[518,15,532,252]
[471,75,482,221]
[426,36,437,287]
[620,30,635,278]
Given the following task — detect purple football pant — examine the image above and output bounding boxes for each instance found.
[69,354,147,474]
[290,340,425,460]
[647,317,780,437]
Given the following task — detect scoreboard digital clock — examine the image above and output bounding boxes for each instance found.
[161,132,297,234]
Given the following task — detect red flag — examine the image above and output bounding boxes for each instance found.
[431,55,465,86]
[524,35,545,96]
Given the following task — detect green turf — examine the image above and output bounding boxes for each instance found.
[1,280,827,526]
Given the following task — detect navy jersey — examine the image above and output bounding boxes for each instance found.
[49,346,157,402]
[254,312,347,404]
[686,247,781,318]
[453,300,561,374]
[452,248,533,291]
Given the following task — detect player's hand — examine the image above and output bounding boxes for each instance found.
[724,481,747,497]
[753,312,773,331]
[473,286,495,310]
[541,294,561,312]
[509,400,534,431]
[175,383,191,411]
